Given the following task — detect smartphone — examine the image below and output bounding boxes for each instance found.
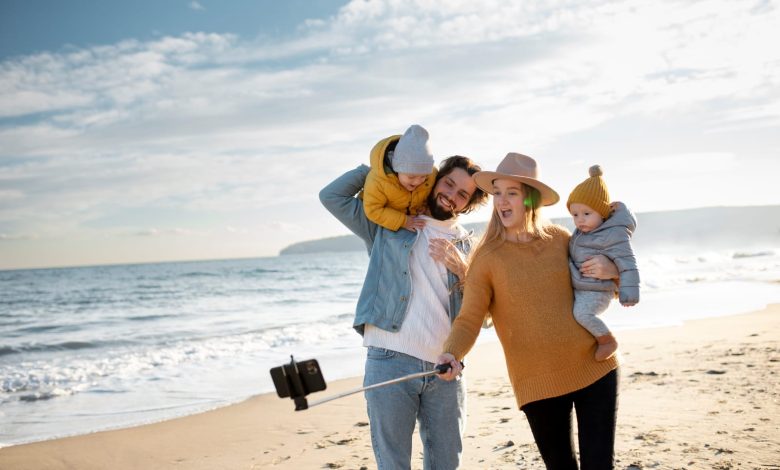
[270,358,327,398]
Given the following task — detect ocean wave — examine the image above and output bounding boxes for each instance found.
[13,324,66,334]
[180,272,221,278]
[242,268,283,275]
[0,298,47,307]
[19,389,73,402]
[56,340,100,351]
[0,339,126,357]
[272,298,315,305]
[636,248,780,290]
[127,314,175,322]
[733,250,774,259]
[0,312,356,398]
[0,318,24,328]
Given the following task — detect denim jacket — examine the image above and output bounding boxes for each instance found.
[319,165,473,335]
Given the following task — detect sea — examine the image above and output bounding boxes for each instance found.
[1,230,779,447]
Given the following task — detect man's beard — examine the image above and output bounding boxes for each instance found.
[427,190,456,221]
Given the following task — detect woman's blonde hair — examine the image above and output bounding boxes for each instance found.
[468,183,551,263]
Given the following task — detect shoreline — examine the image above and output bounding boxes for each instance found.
[0,286,772,449]
[1,304,779,469]
[6,281,777,449]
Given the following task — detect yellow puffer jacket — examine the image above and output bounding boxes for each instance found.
[363,134,437,231]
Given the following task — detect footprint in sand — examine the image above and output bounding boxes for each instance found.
[334,438,358,445]
[634,430,666,446]
[493,440,515,451]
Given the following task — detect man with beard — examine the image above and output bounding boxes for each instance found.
[320,137,488,469]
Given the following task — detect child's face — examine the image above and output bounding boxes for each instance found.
[569,203,604,233]
[398,173,428,192]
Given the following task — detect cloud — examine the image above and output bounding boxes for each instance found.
[0,233,38,241]
[0,0,778,264]
[225,226,249,234]
[134,228,196,237]
[189,1,205,11]
[0,189,24,201]
[267,221,300,232]
[633,152,737,173]
[0,33,234,121]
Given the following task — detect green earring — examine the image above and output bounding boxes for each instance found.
[524,188,539,208]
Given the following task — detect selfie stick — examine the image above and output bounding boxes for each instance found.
[305,363,452,409]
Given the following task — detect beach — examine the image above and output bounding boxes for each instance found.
[1,303,778,469]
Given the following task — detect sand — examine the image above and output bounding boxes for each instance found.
[1,304,779,469]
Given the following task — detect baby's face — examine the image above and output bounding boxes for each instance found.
[569,203,604,233]
[398,173,428,192]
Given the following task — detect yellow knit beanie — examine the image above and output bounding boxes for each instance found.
[567,165,611,219]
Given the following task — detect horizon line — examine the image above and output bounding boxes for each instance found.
[1,203,778,272]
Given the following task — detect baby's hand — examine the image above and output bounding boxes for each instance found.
[403,216,426,232]
[619,286,639,306]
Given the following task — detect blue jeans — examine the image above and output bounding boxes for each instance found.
[364,347,465,470]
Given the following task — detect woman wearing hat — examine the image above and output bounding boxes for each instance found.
[437,153,621,469]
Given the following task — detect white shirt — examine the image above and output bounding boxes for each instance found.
[363,215,468,363]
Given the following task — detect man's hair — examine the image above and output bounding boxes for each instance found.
[436,155,489,214]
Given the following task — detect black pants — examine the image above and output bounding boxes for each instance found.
[521,368,619,470]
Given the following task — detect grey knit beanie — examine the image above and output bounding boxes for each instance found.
[392,124,434,175]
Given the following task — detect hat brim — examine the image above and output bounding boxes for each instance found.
[473,171,560,206]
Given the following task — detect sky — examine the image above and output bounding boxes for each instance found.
[1,0,778,270]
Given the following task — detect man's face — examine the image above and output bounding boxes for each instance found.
[427,167,477,221]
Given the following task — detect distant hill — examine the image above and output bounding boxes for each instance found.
[280,235,368,255]
[280,205,780,255]
[279,223,486,255]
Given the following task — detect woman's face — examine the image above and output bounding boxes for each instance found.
[492,178,526,232]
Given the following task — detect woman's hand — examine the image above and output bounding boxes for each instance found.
[429,238,467,279]
[581,254,618,280]
[436,353,462,381]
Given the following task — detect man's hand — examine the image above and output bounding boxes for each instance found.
[403,216,426,232]
[429,238,467,278]
[436,353,462,381]
[580,254,618,280]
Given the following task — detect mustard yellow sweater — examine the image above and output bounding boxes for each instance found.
[443,224,620,408]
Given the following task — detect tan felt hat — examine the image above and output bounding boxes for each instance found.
[473,152,560,206]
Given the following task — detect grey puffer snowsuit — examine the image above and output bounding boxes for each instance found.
[569,201,640,305]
